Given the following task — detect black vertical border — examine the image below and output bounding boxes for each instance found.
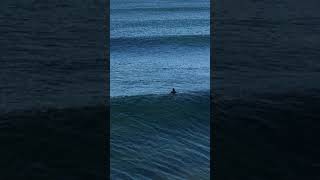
[104,0,110,179]
[210,0,217,179]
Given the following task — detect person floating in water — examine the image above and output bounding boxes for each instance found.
[170,88,177,94]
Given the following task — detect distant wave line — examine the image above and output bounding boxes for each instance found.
[111,6,210,12]
[110,34,210,45]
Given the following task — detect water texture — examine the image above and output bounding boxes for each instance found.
[0,1,106,179]
[111,0,210,179]
[214,0,320,179]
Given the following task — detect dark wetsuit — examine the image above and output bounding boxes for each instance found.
[171,88,176,94]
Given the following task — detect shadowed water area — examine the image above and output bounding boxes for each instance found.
[214,0,320,179]
[1,1,107,179]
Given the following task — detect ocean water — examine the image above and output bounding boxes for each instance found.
[110,0,210,179]
[0,1,106,179]
[0,0,106,113]
[111,92,210,179]
[214,0,320,179]
[110,0,210,96]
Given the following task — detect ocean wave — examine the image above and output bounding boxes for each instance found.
[111,34,210,50]
[111,18,209,29]
[111,92,210,179]
[111,6,209,13]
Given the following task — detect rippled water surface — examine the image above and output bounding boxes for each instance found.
[110,0,210,97]
[1,1,106,179]
[110,0,210,179]
[215,0,320,179]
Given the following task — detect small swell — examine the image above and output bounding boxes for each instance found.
[111,92,210,179]
[110,34,210,49]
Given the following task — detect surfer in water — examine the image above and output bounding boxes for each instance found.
[170,88,177,95]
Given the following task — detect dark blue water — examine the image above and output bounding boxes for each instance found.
[214,0,320,179]
[111,0,210,179]
[1,0,106,113]
[111,92,210,179]
[0,1,106,179]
